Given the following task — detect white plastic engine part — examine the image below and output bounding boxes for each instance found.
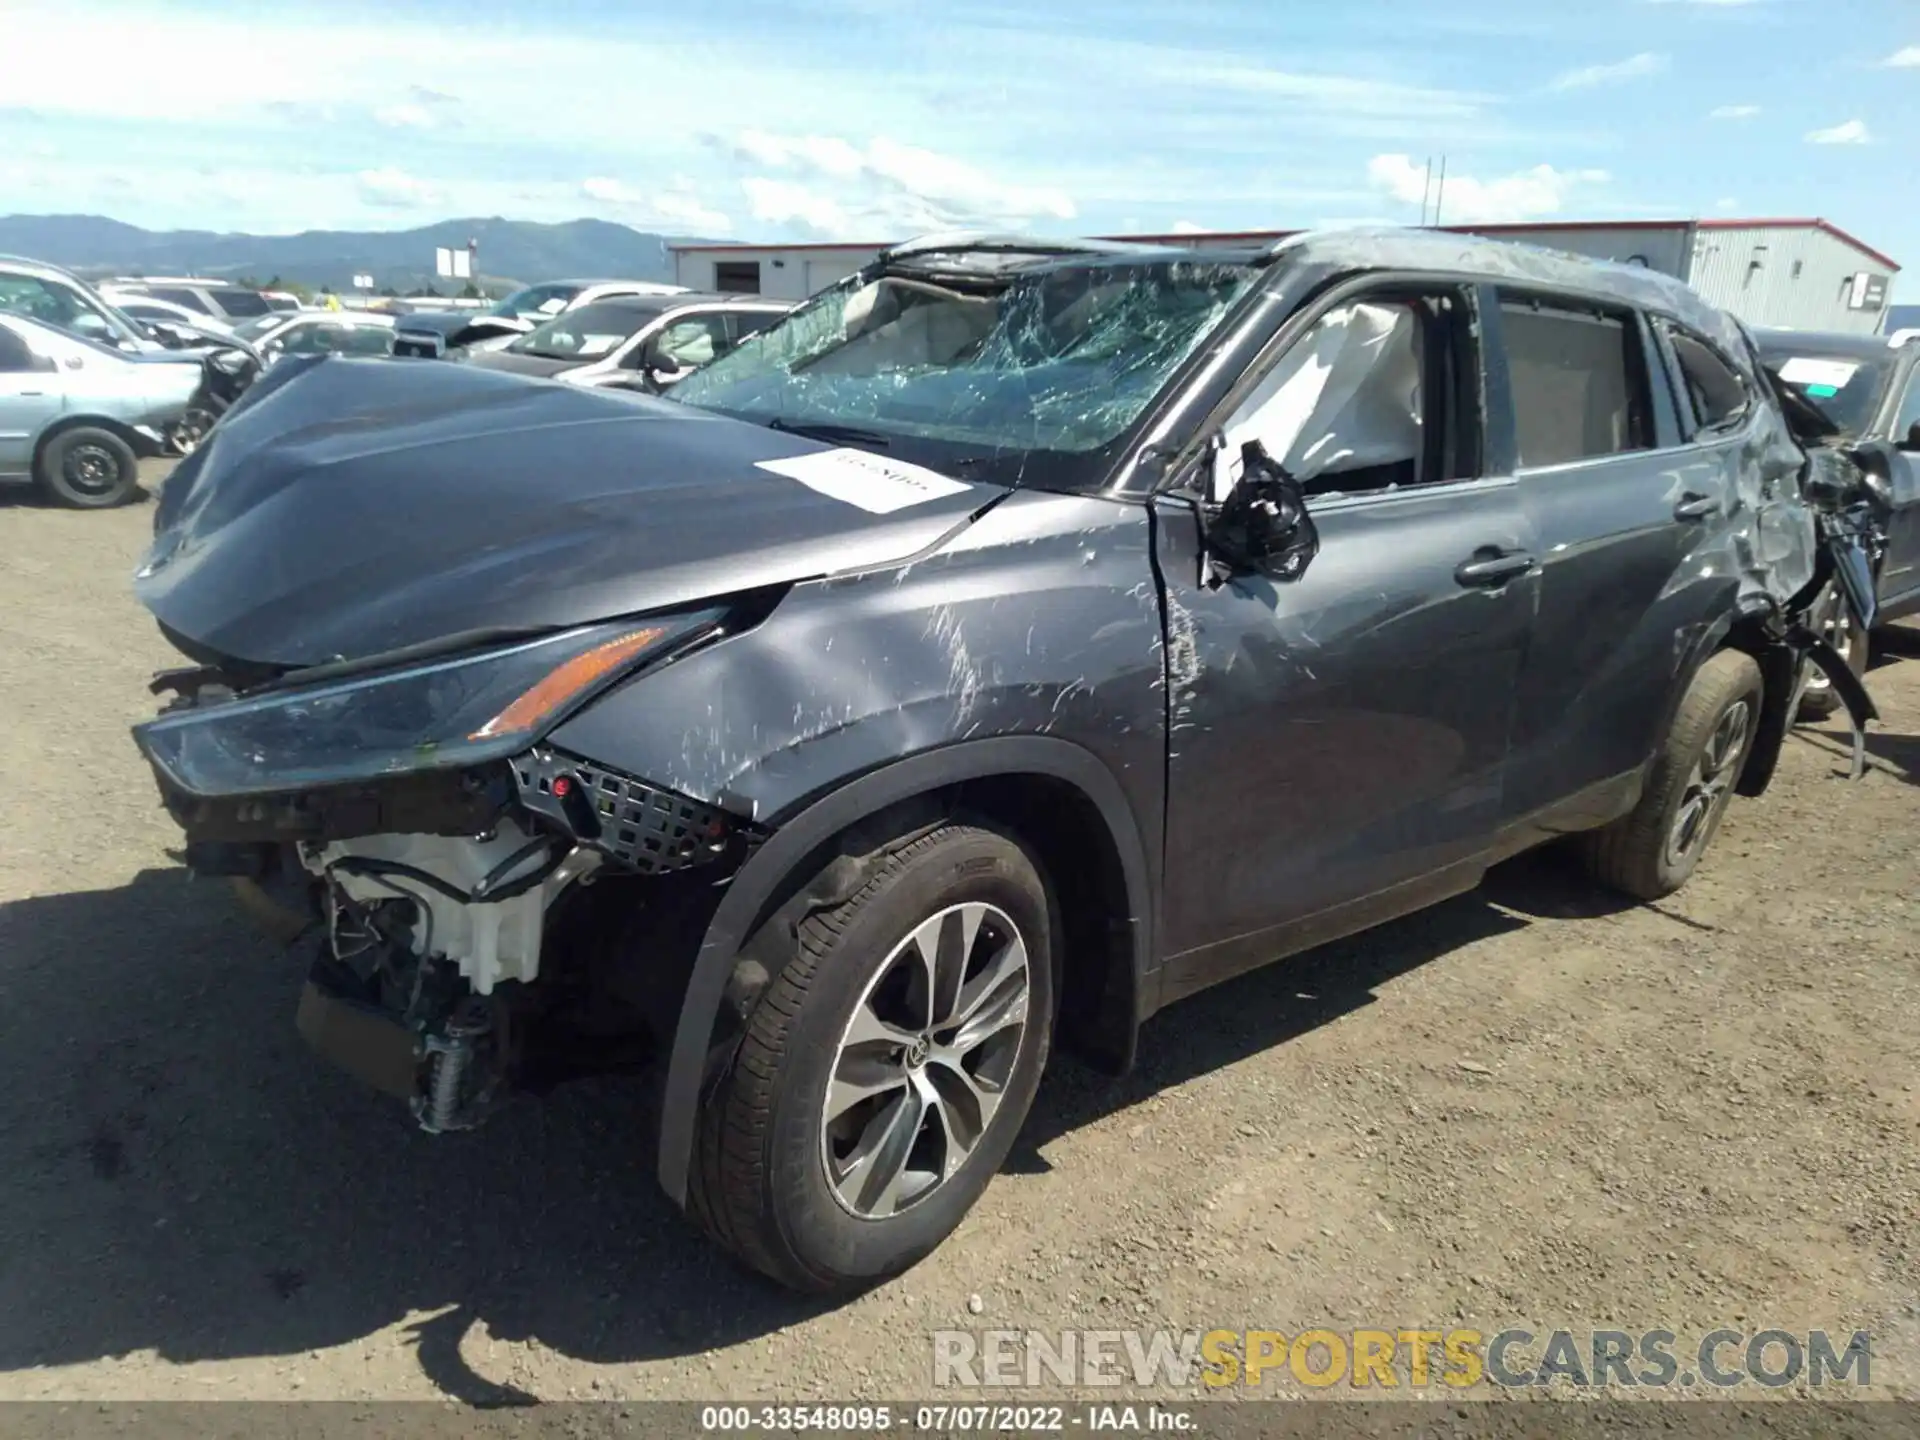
[307,818,600,994]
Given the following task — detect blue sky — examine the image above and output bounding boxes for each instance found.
[3,0,1916,291]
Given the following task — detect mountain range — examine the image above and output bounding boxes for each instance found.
[0,214,707,293]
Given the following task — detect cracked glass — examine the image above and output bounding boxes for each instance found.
[669,254,1258,490]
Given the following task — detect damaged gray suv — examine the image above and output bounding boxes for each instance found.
[132,230,1847,1292]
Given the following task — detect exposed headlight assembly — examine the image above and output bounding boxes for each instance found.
[134,611,722,798]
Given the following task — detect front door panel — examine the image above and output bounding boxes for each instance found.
[1153,478,1535,995]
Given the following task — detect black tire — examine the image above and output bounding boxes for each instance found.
[1583,649,1764,901]
[1795,582,1869,721]
[35,426,139,509]
[688,822,1055,1293]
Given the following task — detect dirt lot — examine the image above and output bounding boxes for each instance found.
[1,464,1917,1407]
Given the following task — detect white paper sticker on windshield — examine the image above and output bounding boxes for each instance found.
[1779,357,1860,389]
[756,448,971,514]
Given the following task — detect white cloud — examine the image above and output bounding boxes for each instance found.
[582,177,638,204]
[580,177,732,235]
[356,167,438,208]
[1161,64,1488,119]
[741,178,856,238]
[372,87,457,129]
[1805,118,1871,144]
[1170,220,1206,234]
[1550,52,1668,90]
[1367,153,1609,223]
[654,183,732,236]
[1715,197,1740,212]
[724,129,1074,238]
[1884,46,1920,67]
[1710,104,1761,119]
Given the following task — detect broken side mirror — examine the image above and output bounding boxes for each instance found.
[1200,438,1320,585]
[640,343,688,390]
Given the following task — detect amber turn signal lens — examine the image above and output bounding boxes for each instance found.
[469,626,668,740]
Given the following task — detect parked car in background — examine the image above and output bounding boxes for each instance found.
[104,289,243,341]
[1753,328,1920,710]
[262,291,302,313]
[244,310,396,367]
[392,279,689,358]
[0,310,198,506]
[134,230,1847,1292]
[107,277,275,323]
[464,293,791,389]
[0,255,167,354]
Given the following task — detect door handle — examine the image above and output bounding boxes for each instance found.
[1674,493,1721,520]
[1454,550,1535,588]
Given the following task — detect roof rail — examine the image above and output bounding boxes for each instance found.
[882,231,1163,261]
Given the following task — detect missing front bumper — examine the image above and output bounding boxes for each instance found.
[294,979,419,1100]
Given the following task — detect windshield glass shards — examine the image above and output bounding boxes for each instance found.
[1755,344,1896,438]
[668,254,1258,490]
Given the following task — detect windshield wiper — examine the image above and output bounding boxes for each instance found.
[766,417,892,449]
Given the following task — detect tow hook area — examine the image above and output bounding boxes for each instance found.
[416,996,498,1134]
[296,952,512,1135]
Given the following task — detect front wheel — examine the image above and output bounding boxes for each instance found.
[169,405,220,457]
[1795,580,1869,722]
[1582,649,1763,901]
[36,426,139,509]
[687,822,1055,1293]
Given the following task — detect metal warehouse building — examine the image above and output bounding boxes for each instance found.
[673,217,1899,335]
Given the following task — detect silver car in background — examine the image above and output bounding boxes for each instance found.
[464,292,792,389]
[0,311,199,507]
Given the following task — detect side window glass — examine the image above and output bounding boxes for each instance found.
[656,316,728,368]
[1663,327,1750,436]
[1216,293,1463,500]
[345,326,394,356]
[726,310,781,349]
[1499,298,1652,468]
[276,323,322,354]
[1891,368,1920,451]
[0,326,37,373]
[150,288,212,314]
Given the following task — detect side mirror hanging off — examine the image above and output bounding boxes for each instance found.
[1199,438,1320,587]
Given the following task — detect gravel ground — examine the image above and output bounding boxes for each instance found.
[1,465,1916,1407]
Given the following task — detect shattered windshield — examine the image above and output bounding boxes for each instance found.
[506,301,650,360]
[1755,342,1896,437]
[669,254,1258,488]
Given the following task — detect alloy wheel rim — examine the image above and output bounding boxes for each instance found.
[1665,699,1752,868]
[64,443,119,495]
[1803,587,1855,696]
[821,901,1031,1220]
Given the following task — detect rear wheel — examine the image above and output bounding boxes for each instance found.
[1583,649,1763,901]
[36,426,139,509]
[687,822,1055,1293]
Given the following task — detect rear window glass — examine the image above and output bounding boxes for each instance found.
[1665,331,1751,434]
[212,289,271,317]
[1500,300,1651,468]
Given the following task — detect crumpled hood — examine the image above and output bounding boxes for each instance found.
[136,356,997,668]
